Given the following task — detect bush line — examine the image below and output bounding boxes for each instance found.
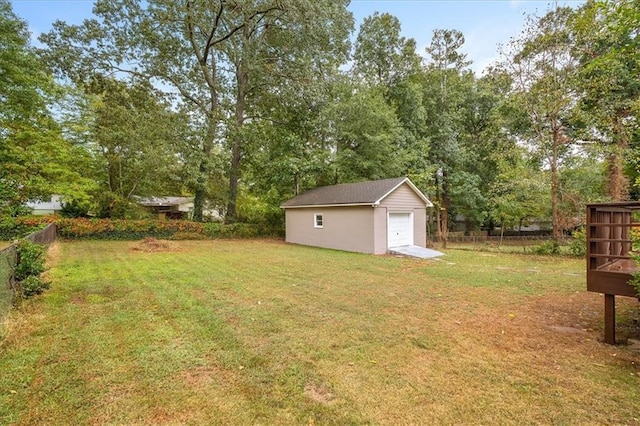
[3,217,283,240]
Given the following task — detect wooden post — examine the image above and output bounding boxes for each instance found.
[604,294,616,345]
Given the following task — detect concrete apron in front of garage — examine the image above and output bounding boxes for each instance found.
[388,245,444,259]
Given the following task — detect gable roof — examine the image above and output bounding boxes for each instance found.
[281,177,432,209]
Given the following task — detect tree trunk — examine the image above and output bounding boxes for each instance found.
[192,116,218,222]
[440,206,448,249]
[226,38,249,224]
[607,115,630,202]
[226,143,241,223]
[550,127,562,249]
[193,182,206,222]
[440,170,450,248]
[550,159,561,242]
[435,205,442,243]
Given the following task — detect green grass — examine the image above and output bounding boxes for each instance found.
[1,240,639,425]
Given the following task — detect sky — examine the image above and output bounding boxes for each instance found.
[11,0,586,74]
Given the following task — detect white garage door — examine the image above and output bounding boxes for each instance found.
[388,213,413,248]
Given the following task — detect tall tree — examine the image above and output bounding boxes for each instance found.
[423,29,472,244]
[453,69,518,232]
[0,0,91,214]
[324,83,404,183]
[352,12,421,88]
[352,12,429,187]
[489,152,550,239]
[571,0,640,200]
[499,7,576,242]
[40,0,352,222]
[244,71,340,198]
[220,1,352,221]
[76,76,187,217]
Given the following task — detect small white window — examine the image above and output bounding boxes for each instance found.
[314,213,324,228]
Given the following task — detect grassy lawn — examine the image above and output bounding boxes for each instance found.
[1,240,639,425]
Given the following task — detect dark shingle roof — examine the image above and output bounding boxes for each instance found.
[281,177,430,208]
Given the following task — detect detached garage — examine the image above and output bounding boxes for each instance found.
[280,177,433,255]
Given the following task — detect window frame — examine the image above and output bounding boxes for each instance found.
[314,213,324,229]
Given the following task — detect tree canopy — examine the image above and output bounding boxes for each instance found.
[0,0,92,215]
[3,0,636,236]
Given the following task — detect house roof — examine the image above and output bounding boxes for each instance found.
[281,177,432,208]
[136,196,193,207]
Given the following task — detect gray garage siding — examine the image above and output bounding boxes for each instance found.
[373,207,388,254]
[379,183,425,210]
[379,183,427,249]
[285,206,376,253]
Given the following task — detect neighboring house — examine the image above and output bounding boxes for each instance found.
[281,177,433,255]
[451,214,554,234]
[137,196,195,220]
[508,219,553,232]
[26,195,63,216]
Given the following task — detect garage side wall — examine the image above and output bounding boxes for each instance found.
[285,206,375,253]
[378,183,427,249]
[373,207,388,254]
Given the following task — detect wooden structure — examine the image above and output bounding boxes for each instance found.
[586,202,640,344]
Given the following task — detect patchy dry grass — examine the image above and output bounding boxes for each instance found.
[1,240,639,425]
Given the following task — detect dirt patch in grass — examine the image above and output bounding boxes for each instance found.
[40,242,63,284]
[450,287,638,345]
[70,294,86,305]
[304,383,336,405]
[45,242,63,267]
[529,291,640,342]
[179,364,237,389]
[130,237,179,253]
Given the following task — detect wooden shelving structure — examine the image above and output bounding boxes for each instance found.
[586,202,640,344]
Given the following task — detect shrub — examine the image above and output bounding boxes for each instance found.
[15,239,49,300]
[567,229,586,257]
[203,222,273,239]
[0,216,19,240]
[532,240,560,256]
[60,199,91,218]
[54,218,283,240]
[0,216,39,240]
[56,218,204,240]
[172,231,208,240]
[0,215,57,240]
[219,223,260,238]
[20,275,50,298]
[629,232,640,297]
[15,240,46,280]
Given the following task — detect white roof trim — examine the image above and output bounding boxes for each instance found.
[280,202,376,209]
[373,177,433,207]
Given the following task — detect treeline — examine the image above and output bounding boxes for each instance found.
[1,0,638,240]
